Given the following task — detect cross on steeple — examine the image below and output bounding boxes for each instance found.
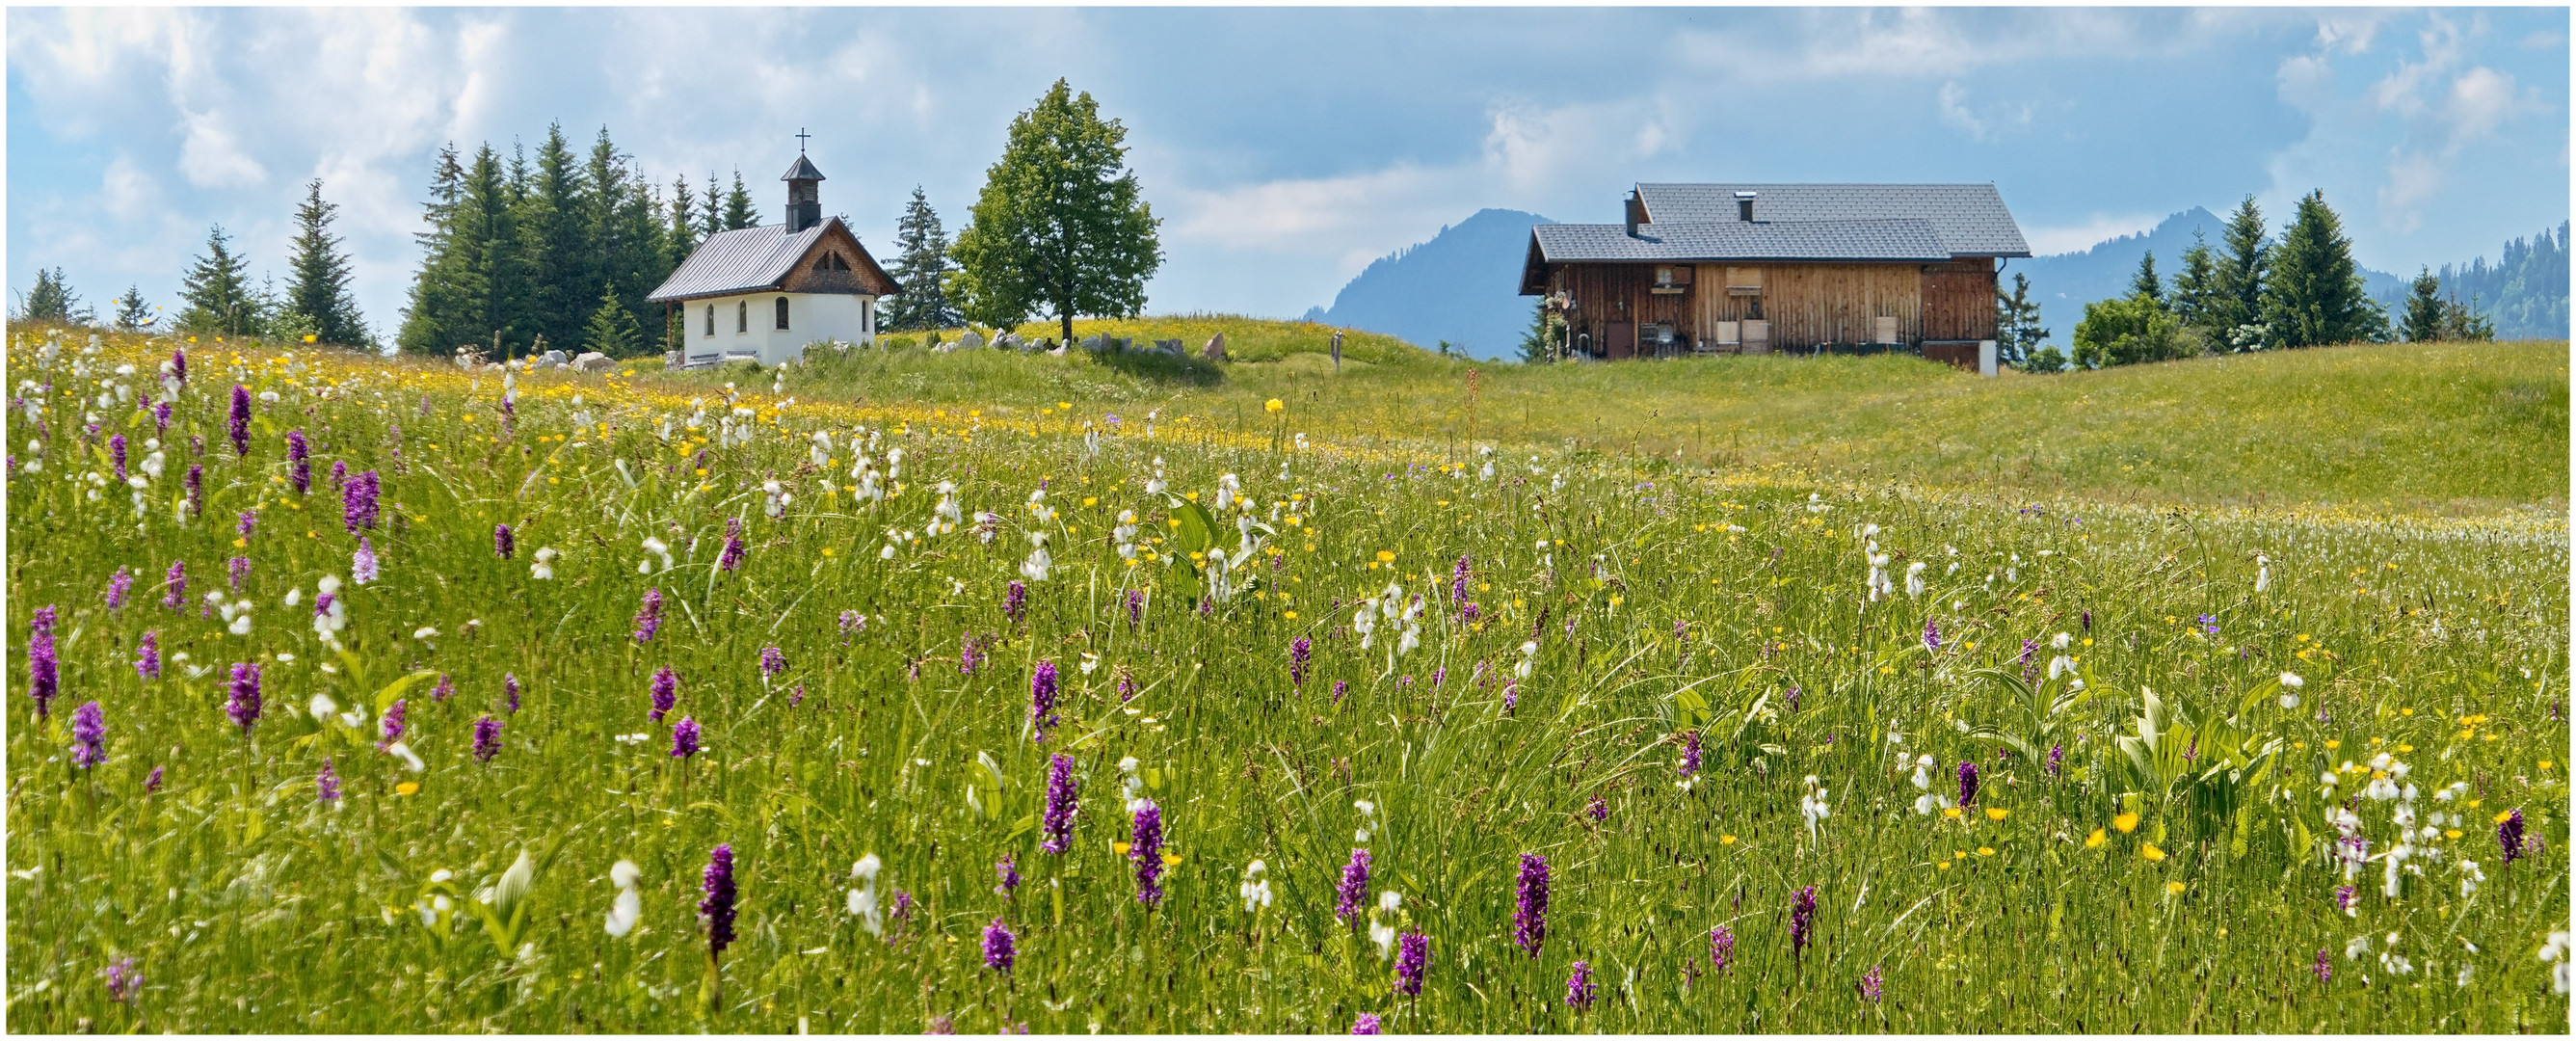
[795,127,810,153]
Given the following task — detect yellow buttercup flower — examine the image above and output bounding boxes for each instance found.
[2085,829,2108,849]
[1719,835,1737,845]
[1976,846,1995,857]
[2141,843,2166,863]
[1263,398,1284,413]
[1985,807,2009,821]
[2165,881,2186,895]
[394,782,420,796]
[2112,813,2140,833]
[1162,853,1182,867]
[1113,841,1132,855]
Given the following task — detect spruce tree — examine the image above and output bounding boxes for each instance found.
[2212,196,2270,337]
[518,122,592,356]
[2263,190,2384,348]
[399,144,478,355]
[2171,231,2220,333]
[952,79,1164,345]
[1994,271,2049,366]
[459,145,527,351]
[2440,292,2496,342]
[702,174,725,237]
[883,186,961,331]
[17,268,93,326]
[578,126,671,346]
[177,226,258,335]
[722,170,757,230]
[285,179,368,346]
[1515,298,1562,364]
[2129,251,2163,305]
[669,175,700,262]
[581,282,643,358]
[2401,267,2447,343]
[112,284,153,331]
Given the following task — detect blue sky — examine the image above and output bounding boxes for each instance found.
[8,7,2566,336]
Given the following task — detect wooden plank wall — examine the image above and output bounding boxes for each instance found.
[1700,264,1924,347]
[1553,259,1994,354]
[1919,257,1997,341]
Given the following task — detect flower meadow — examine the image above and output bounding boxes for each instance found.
[5,328,2569,1033]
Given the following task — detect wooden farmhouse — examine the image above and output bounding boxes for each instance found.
[649,152,898,367]
[1519,183,2031,369]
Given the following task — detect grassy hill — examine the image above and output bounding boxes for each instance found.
[878,313,1432,366]
[777,318,2565,517]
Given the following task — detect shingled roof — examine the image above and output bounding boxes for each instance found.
[1530,218,1952,265]
[647,220,834,303]
[1633,183,2030,257]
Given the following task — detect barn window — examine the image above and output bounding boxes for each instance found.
[776,297,790,331]
[812,252,850,273]
[736,301,748,334]
[704,305,715,336]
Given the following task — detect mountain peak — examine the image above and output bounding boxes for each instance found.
[1305,209,1555,359]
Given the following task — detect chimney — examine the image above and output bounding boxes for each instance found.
[1625,189,1645,237]
[1735,190,1757,223]
[782,153,826,233]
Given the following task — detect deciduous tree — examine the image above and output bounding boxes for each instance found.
[951,79,1163,345]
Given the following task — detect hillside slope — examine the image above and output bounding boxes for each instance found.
[757,317,2565,516]
[1302,208,1553,360]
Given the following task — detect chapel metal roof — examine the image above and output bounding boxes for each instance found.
[1632,183,2031,257]
[646,222,831,303]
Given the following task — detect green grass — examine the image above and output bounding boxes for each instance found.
[767,323,2566,517]
[6,326,2568,1033]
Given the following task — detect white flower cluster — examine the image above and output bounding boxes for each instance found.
[846,853,886,935]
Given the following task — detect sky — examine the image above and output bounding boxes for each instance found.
[8,6,2567,338]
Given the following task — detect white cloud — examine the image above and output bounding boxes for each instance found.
[2377,150,2444,232]
[101,155,157,222]
[2443,67,2525,149]
[1168,164,1444,254]
[177,111,267,188]
[2314,13,2385,56]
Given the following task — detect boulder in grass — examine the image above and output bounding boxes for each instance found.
[572,352,613,371]
[1201,333,1226,361]
[958,330,986,350]
[539,349,570,370]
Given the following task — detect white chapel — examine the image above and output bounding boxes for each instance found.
[648,149,896,367]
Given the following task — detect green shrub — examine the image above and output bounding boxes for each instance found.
[2075,294,2189,367]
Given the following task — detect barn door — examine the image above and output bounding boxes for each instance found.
[1606,321,1635,360]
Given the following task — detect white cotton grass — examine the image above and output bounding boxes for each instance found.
[1238,860,1273,914]
[605,859,642,937]
[847,853,886,935]
[1799,775,1831,840]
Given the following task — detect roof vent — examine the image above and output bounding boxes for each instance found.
[1735,191,1757,223]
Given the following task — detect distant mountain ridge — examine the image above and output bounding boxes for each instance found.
[1302,208,1552,360]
